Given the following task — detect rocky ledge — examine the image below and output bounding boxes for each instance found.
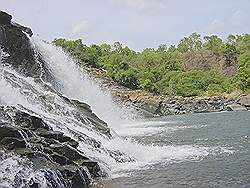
[0,106,103,187]
[0,11,110,187]
[87,67,250,117]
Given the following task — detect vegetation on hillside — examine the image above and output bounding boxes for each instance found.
[53,33,250,97]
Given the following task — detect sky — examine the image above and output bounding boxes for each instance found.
[1,0,250,51]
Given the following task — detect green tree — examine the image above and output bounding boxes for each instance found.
[234,52,250,92]
[203,35,224,55]
[177,32,202,53]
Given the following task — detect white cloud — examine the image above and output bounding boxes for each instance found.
[203,10,247,35]
[71,20,89,36]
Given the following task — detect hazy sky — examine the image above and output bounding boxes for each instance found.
[1,0,250,51]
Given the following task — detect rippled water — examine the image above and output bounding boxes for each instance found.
[97,111,250,188]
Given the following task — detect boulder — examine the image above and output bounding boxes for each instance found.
[227,103,247,112]
[239,96,250,108]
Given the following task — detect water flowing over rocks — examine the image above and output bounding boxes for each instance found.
[0,106,102,187]
[0,11,111,187]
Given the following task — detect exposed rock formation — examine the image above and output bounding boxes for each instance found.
[0,106,103,187]
[0,11,40,78]
[0,11,32,36]
[0,11,111,187]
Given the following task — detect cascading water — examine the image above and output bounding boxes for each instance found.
[31,38,233,173]
[0,36,234,187]
[31,38,138,128]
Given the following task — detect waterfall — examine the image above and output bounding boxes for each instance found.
[29,39,220,174]
[0,37,232,187]
[31,38,139,128]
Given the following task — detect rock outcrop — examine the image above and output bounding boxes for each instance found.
[0,11,111,187]
[0,11,54,82]
[0,106,103,187]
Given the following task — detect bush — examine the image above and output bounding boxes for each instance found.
[234,52,250,91]
[53,33,249,97]
[114,69,139,89]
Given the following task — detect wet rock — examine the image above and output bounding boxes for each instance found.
[66,140,79,148]
[60,97,111,137]
[14,148,35,158]
[71,166,91,188]
[29,181,39,188]
[0,11,109,186]
[0,24,39,78]
[52,144,89,161]
[50,153,71,165]
[43,147,53,154]
[71,99,92,113]
[36,128,71,142]
[0,11,54,81]
[77,160,102,178]
[58,165,90,188]
[31,143,44,151]
[0,125,22,140]
[43,138,58,145]
[15,112,51,130]
[0,137,26,150]
[0,106,104,187]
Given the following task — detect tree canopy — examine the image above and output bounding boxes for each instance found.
[53,33,250,97]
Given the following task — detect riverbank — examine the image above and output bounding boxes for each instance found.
[85,67,250,117]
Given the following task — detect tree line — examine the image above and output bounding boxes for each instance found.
[53,33,249,97]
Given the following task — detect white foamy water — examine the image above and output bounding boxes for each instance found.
[0,151,64,188]
[32,37,138,128]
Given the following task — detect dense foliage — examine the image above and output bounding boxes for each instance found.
[53,33,250,97]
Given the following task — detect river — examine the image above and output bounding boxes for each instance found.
[100,111,250,188]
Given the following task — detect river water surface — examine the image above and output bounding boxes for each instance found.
[102,111,250,188]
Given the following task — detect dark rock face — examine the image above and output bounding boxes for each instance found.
[0,11,12,25]
[0,10,32,36]
[0,11,111,187]
[0,12,40,78]
[0,10,56,83]
[0,106,102,187]
[63,97,111,137]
